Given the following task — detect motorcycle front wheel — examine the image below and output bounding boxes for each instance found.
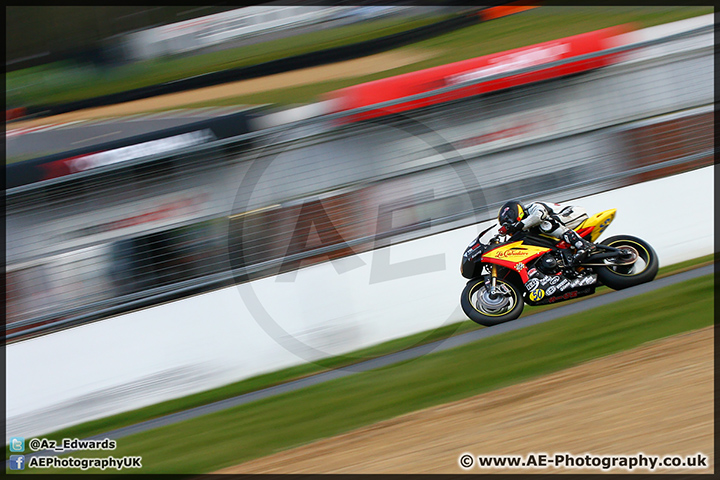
[461,277,524,326]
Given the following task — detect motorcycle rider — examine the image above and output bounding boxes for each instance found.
[497,199,596,266]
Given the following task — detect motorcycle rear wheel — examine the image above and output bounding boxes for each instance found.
[594,235,658,290]
[461,277,524,326]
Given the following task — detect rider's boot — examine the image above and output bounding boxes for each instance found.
[562,229,596,266]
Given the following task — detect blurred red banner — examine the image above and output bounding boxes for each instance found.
[327,25,629,122]
[480,3,539,21]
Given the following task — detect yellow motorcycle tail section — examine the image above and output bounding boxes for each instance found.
[576,208,616,242]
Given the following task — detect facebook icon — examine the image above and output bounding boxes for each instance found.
[9,455,25,470]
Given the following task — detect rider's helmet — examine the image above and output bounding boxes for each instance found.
[498,200,525,229]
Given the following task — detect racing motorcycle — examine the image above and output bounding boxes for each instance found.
[460,208,658,326]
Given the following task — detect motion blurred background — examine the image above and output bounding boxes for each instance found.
[5,3,713,337]
[5,3,714,474]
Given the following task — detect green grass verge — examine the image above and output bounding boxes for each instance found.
[5,253,713,467]
[6,14,450,107]
[144,6,713,108]
[21,269,713,474]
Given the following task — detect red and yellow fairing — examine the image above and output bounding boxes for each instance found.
[480,209,616,281]
[482,241,550,282]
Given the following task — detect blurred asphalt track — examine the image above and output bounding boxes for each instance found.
[5,107,251,160]
[11,263,713,463]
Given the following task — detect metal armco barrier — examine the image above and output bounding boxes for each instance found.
[6,110,256,188]
[5,21,713,341]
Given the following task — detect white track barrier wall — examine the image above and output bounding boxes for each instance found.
[6,166,713,440]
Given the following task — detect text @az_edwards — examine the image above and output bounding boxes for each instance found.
[27,437,116,453]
